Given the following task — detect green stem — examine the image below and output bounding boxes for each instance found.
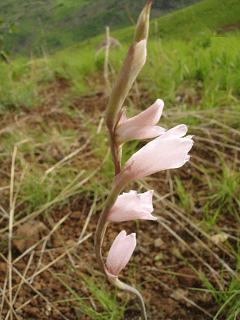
[106,274,147,320]
[120,282,147,320]
[95,176,127,274]
[109,130,121,176]
[96,110,147,320]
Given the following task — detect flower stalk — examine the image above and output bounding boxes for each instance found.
[95,170,129,273]
[94,1,193,319]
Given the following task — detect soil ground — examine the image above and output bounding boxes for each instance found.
[0,78,239,320]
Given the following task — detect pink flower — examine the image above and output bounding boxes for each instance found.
[107,190,156,222]
[117,124,193,182]
[106,230,136,277]
[115,99,165,144]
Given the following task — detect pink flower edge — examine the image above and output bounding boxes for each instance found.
[106,231,136,277]
[116,99,165,144]
[107,190,157,222]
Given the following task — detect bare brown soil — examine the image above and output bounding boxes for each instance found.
[216,22,240,34]
[0,78,239,320]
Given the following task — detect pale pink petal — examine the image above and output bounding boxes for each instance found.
[119,126,193,180]
[157,124,188,139]
[116,99,165,143]
[107,190,156,222]
[106,231,136,276]
[140,191,154,213]
[119,110,128,123]
[119,126,165,142]
[117,99,164,129]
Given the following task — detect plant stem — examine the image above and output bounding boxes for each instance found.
[95,176,126,274]
[109,130,121,176]
[116,279,148,320]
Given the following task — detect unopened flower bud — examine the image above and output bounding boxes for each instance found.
[134,0,152,43]
[106,40,147,131]
[106,231,136,278]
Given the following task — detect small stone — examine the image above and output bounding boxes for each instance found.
[165,298,178,315]
[52,309,60,318]
[0,263,7,276]
[31,298,38,307]
[155,261,163,268]
[154,238,164,248]
[46,304,52,312]
[41,286,52,295]
[14,302,21,309]
[71,211,81,218]
[170,288,188,301]
[28,307,39,315]
[13,220,49,253]
[178,267,197,287]
[74,309,85,319]
[66,239,75,246]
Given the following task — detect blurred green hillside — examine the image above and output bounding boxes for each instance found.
[0,0,239,114]
[0,0,203,56]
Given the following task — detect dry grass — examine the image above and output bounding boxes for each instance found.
[0,93,239,319]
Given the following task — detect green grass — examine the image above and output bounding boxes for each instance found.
[191,278,240,320]
[52,268,130,320]
[1,28,239,115]
[0,113,108,219]
[0,0,240,318]
[0,56,54,112]
[2,0,240,57]
[109,0,240,45]
[174,176,192,214]
[144,30,240,108]
[206,162,240,220]
[1,0,203,56]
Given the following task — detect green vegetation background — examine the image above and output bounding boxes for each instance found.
[1,0,203,56]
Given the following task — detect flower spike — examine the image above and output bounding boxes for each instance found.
[94,2,194,320]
